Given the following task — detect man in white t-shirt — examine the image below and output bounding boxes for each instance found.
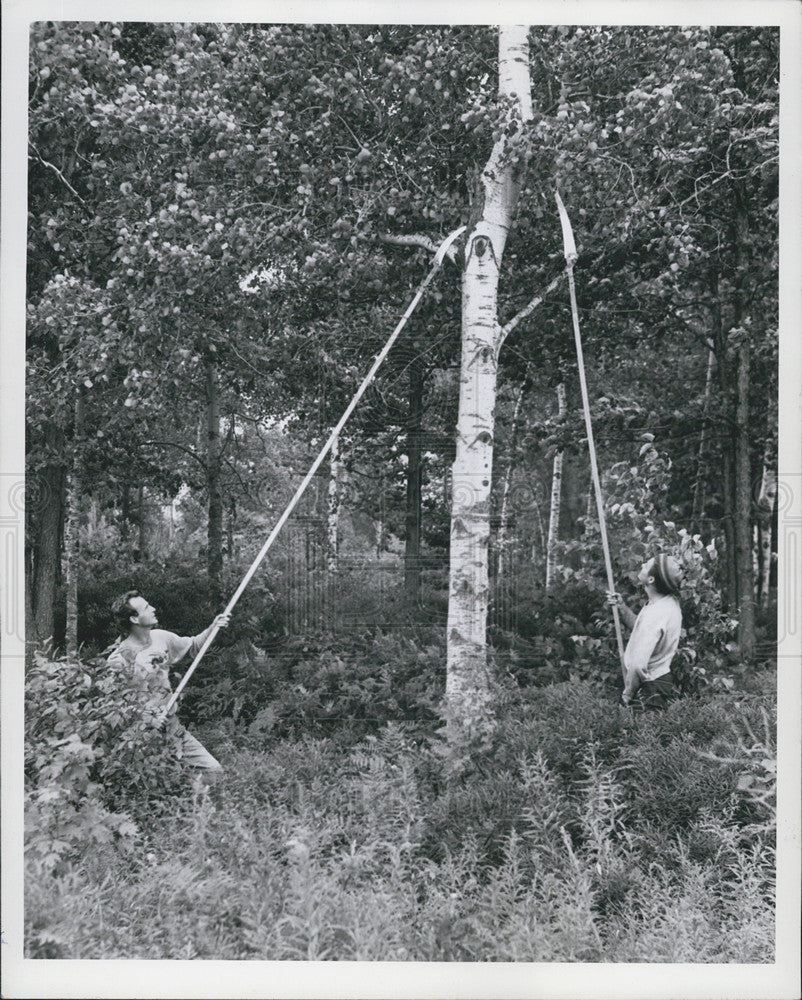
[107,591,231,770]
[607,553,683,710]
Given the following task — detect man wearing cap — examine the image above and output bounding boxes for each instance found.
[607,553,683,710]
[107,591,231,771]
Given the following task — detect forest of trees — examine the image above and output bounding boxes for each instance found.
[27,21,778,683]
[19,20,789,974]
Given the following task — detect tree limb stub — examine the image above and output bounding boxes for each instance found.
[379,232,459,264]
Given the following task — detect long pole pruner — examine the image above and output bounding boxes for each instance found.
[161,225,466,720]
[555,192,626,679]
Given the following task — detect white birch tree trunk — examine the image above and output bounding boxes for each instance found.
[531,493,545,566]
[497,378,527,580]
[446,25,532,740]
[759,515,774,608]
[545,382,566,591]
[327,434,343,572]
[755,463,777,608]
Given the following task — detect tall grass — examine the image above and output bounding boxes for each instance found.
[25,680,775,962]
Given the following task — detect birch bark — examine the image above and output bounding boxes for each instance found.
[327,434,342,572]
[497,376,527,580]
[446,25,532,740]
[545,382,566,591]
[755,457,777,608]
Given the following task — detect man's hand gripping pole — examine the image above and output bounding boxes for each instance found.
[160,225,466,721]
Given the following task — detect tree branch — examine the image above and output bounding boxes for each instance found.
[140,439,207,470]
[28,143,92,214]
[378,232,459,263]
[499,270,565,345]
[220,454,257,498]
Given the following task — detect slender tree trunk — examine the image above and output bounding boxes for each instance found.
[497,377,527,580]
[731,197,756,661]
[714,40,758,649]
[375,482,384,559]
[710,269,737,610]
[226,497,236,558]
[31,424,66,645]
[531,495,545,568]
[64,394,84,656]
[446,25,532,741]
[769,481,778,594]
[691,348,715,533]
[754,411,777,608]
[734,336,755,659]
[756,521,771,610]
[63,477,80,655]
[25,546,36,662]
[556,377,584,568]
[752,477,764,605]
[579,478,596,578]
[120,483,131,543]
[137,486,148,561]
[546,382,566,591]
[327,434,342,573]
[206,357,223,600]
[721,443,738,610]
[758,468,777,608]
[405,361,424,602]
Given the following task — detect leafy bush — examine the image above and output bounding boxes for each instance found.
[184,629,446,743]
[489,576,613,687]
[25,647,192,872]
[560,439,737,687]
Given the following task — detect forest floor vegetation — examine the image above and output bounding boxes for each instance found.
[25,642,776,962]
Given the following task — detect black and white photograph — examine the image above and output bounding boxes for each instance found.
[2,1,800,997]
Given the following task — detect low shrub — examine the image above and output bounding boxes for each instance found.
[489,577,618,688]
[183,629,446,743]
[25,648,192,873]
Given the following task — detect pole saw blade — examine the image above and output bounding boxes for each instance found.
[434,225,466,267]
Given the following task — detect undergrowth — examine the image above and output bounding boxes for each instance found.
[25,651,776,962]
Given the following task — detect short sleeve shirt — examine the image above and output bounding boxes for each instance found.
[106,628,198,698]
